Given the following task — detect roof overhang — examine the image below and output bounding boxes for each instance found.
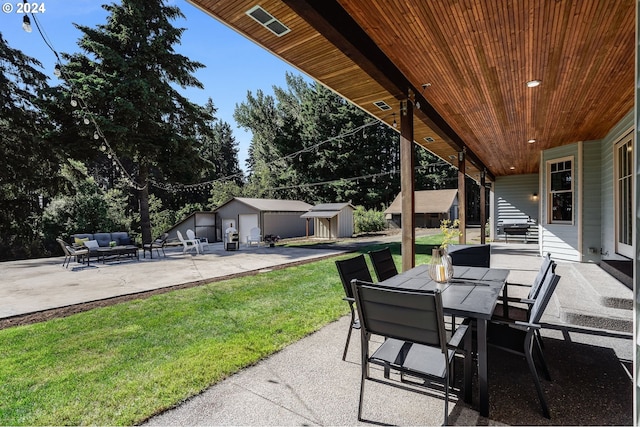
[189,0,635,181]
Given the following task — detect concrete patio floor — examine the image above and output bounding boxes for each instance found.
[0,232,633,425]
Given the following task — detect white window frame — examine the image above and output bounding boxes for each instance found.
[614,132,634,258]
[547,156,574,225]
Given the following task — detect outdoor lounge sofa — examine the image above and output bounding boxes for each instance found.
[71,232,139,262]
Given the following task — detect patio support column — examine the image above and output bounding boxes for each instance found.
[480,169,486,244]
[458,150,466,244]
[400,99,415,271]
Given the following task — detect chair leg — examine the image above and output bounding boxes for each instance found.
[343,322,353,361]
[525,333,551,418]
[444,368,449,426]
[533,334,551,381]
[343,306,358,361]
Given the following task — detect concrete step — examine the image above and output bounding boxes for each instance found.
[546,261,633,333]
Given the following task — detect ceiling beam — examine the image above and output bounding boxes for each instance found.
[281,0,495,181]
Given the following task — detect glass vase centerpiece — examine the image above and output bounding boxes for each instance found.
[428,219,461,283]
[429,247,454,283]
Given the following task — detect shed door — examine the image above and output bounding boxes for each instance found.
[238,214,259,245]
[615,133,634,258]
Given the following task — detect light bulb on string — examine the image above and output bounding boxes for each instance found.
[53,64,61,77]
[70,98,78,107]
[22,15,32,33]
[83,116,90,125]
[93,131,99,140]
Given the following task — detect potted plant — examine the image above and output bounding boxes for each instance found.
[263,234,280,247]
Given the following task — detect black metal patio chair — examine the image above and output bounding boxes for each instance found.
[368,247,398,282]
[335,254,373,361]
[487,272,561,419]
[351,279,471,425]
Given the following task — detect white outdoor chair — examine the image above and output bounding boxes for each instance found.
[186,229,206,253]
[246,227,262,247]
[176,230,200,254]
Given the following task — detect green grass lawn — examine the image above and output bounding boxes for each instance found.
[0,235,443,425]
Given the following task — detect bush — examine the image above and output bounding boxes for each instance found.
[354,206,386,233]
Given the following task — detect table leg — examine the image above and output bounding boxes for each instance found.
[502,282,509,318]
[478,318,489,417]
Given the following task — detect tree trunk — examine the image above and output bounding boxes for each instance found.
[138,163,152,245]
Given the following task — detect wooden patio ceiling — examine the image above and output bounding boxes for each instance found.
[189,0,635,181]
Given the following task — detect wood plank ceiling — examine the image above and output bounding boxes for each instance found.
[189,0,635,180]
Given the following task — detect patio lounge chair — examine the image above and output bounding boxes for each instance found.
[335,254,373,361]
[352,279,471,425]
[143,233,168,259]
[176,230,200,255]
[368,247,398,281]
[246,227,262,246]
[186,229,206,253]
[487,272,561,419]
[56,238,89,268]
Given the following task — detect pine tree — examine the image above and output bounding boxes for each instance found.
[58,0,208,244]
[0,32,58,259]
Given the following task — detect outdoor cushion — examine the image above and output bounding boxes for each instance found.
[74,237,89,246]
[72,234,94,244]
[93,233,112,247]
[110,232,131,246]
[83,240,99,249]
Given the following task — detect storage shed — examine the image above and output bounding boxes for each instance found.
[301,202,355,239]
[385,189,459,228]
[166,211,217,243]
[214,197,313,244]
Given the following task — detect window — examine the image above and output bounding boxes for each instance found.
[615,134,633,257]
[548,158,573,223]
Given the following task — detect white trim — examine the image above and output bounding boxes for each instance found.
[614,131,634,258]
[578,142,583,261]
[546,155,575,225]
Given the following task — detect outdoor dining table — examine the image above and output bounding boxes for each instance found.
[376,263,509,418]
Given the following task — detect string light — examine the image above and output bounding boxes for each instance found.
[22,8,406,196]
[22,15,32,33]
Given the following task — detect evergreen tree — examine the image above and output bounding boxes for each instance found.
[58,0,209,244]
[0,33,58,259]
[237,73,458,209]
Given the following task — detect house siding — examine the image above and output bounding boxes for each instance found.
[264,212,310,238]
[600,110,634,261]
[582,140,602,263]
[494,174,539,241]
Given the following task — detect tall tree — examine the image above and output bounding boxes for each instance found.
[0,33,59,259]
[237,73,458,209]
[58,0,208,244]
[196,98,243,185]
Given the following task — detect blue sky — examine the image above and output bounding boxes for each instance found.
[0,0,303,171]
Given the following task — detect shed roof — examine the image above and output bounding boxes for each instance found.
[384,189,458,215]
[300,210,341,219]
[222,197,313,212]
[308,202,355,211]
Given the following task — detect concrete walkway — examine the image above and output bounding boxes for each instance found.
[1,234,633,425]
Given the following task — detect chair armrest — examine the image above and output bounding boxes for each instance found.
[342,297,355,303]
[504,296,535,305]
[447,320,470,349]
[513,320,541,330]
[505,281,532,288]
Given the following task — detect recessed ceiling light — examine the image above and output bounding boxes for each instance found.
[528,139,536,144]
[526,80,541,88]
